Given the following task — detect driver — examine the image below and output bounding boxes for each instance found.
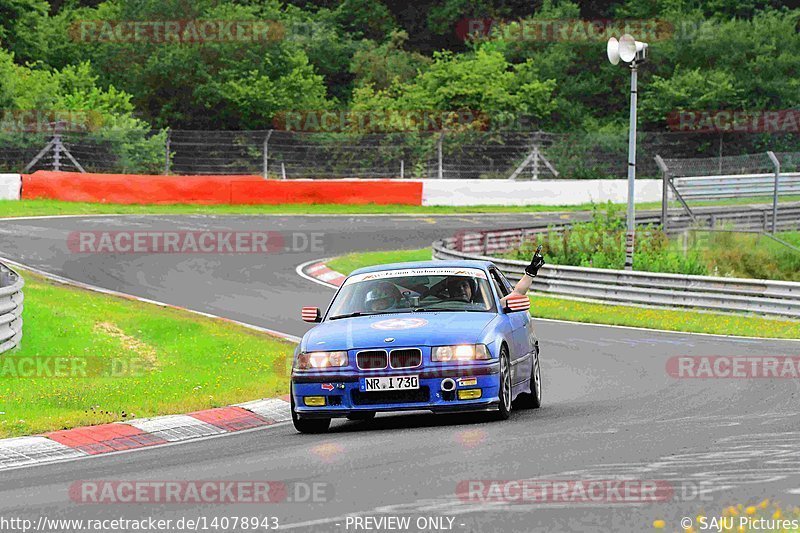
[445,276,476,302]
[364,282,402,312]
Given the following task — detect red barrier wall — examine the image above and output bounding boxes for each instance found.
[22,171,423,205]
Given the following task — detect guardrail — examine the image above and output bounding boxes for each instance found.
[445,204,800,257]
[672,172,800,201]
[0,263,24,354]
[433,228,800,319]
[655,152,800,233]
[665,204,800,233]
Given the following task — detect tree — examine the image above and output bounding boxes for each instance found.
[30,0,333,128]
[350,30,430,91]
[0,0,49,61]
[352,47,556,132]
[0,48,165,172]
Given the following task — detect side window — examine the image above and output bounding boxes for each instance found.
[497,270,515,294]
[489,269,510,298]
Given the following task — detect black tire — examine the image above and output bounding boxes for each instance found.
[493,346,512,420]
[291,394,331,434]
[347,412,376,421]
[514,343,542,409]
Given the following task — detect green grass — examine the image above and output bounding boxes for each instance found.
[327,248,433,274]
[503,201,800,281]
[1,269,295,438]
[1,196,797,218]
[534,296,799,339]
[0,198,635,217]
[324,248,800,340]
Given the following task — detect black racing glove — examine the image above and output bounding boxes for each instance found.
[525,245,545,277]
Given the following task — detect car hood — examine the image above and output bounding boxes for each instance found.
[302,312,497,351]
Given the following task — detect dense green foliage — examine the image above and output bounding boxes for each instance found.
[506,203,709,274]
[0,0,798,132]
[504,203,800,281]
[0,46,165,171]
[697,230,800,281]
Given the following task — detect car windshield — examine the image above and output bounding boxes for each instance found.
[327,268,495,319]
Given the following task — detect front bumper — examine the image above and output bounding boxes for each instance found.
[291,362,500,418]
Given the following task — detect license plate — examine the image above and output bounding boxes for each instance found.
[362,375,419,392]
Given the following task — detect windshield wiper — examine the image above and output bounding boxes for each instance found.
[411,308,487,313]
[329,311,382,320]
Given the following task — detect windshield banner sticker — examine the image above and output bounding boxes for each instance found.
[345,268,488,286]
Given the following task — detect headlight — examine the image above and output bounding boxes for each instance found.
[295,351,348,370]
[431,344,490,362]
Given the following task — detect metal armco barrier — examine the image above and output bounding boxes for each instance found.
[433,219,800,319]
[651,205,800,234]
[672,173,800,201]
[446,204,800,257]
[0,263,24,354]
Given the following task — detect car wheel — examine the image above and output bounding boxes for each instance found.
[493,346,512,420]
[347,412,376,421]
[291,394,331,434]
[515,343,542,409]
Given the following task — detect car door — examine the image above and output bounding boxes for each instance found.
[488,268,532,387]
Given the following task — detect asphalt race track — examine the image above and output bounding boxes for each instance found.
[1,213,800,532]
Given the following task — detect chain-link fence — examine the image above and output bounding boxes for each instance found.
[656,150,800,233]
[2,129,799,179]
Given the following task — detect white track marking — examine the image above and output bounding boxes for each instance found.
[125,415,225,442]
[0,256,301,343]
[296,258,339,289]
[0,437,86,469]
[0,420,293,473]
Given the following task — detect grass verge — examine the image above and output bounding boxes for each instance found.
[327,248,433,274]
[0,199,641,217]
[1,196,797,218]
[323,248,800,340]
[1,269,295,438]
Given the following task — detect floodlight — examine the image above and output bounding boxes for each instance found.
[606,37,620,65]
[619,34,637,63]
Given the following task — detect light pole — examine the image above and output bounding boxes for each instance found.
[607,34,648,270]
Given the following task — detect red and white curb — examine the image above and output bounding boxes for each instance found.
[0,252,306,472]
[0,257,301,471]
[0,398,291,470]
[303,261,346,287]
[297,259,346,289]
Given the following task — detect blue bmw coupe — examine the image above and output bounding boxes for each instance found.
[291,260,541,433]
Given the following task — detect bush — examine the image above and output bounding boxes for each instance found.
[503,202,708,275]
[504,204,800,280]
[699,230,800,282]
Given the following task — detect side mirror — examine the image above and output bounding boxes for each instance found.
[503,293,530,313]
[301,306,322,323]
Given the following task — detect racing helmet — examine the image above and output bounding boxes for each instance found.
[446,276,477,302]
[364,282,402,312]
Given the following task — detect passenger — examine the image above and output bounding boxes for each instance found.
[364,282,402,312]
[501,246,545,308]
